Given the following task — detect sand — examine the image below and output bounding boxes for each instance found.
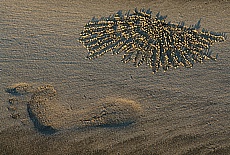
[0,0,230,154]
[28,84,142,133]
[5,83,142,134]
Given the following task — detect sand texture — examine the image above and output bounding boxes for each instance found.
[5,83,142,134]
[28,84,142,133]
[0,0,230,154]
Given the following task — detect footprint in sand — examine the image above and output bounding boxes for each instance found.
[6,83,142,134]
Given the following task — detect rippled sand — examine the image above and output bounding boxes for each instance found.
[0,0,230,154]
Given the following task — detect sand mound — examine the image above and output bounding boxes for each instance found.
[6,83,33,95]
[31,85,57,100]
[27,85,72,134]
[28,86,142,133]
[28,99,71,134]
[80,97,142,127]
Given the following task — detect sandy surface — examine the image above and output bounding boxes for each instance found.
[0,0,230,154]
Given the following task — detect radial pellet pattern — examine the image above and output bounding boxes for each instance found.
[79,8,226,73]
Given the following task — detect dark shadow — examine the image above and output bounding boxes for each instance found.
[6,88,23,96]
[5,88,29,96]
[27,104,57,135]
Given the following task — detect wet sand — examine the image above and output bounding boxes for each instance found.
[0,0,230,154]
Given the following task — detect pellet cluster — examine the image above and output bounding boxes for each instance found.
[79,8,226,73]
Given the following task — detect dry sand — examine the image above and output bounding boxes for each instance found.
[27,84,142,133]
[0,0,230,154]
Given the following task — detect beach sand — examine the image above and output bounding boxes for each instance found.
[0,0,230,154]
